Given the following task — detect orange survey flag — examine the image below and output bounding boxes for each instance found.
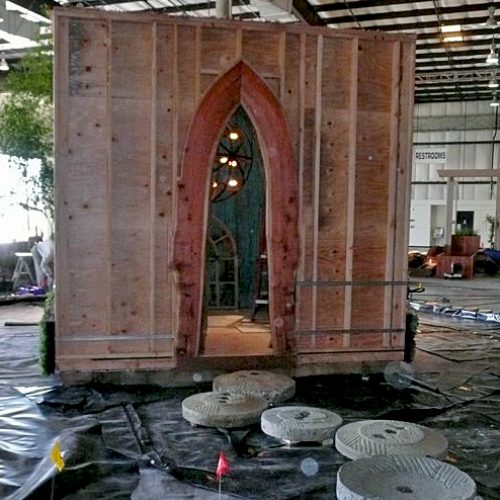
[216,451,229,479]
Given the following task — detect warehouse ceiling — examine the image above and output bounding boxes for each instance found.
[1,0,500,103]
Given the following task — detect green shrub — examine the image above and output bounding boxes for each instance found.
[39,290,55,375]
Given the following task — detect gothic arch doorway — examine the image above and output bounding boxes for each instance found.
[202,107,272,356]
[173,61,299,358]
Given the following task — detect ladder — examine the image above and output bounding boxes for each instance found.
[11,252,35,290]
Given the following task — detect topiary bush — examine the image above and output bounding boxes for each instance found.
[39,290,55,375]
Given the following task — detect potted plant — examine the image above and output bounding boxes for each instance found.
[451,228,480,255]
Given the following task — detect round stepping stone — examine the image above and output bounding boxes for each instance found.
[182,391,268,428]
[261,405,343,443]
[213,370,295,404]
[335,419,448,460]
[336,455,477,500]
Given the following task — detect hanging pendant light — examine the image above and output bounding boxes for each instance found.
[486,40,499,65]
[489,73,499,89]
[486,5,498,28]
[210,114,254,203]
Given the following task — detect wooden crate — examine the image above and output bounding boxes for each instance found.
[54,9,415,379]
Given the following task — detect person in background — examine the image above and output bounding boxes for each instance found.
[31,236,54,290]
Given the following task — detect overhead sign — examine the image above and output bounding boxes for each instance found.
[414,148,447,163]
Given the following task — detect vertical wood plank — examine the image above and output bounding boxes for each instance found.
[351,37,394,334]
[311,35,323,339]
[54,12,70,340]
[282,32,303,339]
[154,23,176,353]
[279,32,286,100]
[149,21,158,350]
[315,36,357,342]
[195,26,201,102]
[343,37,359,348]
[384,41,401,347]
[171,24,180,337]
[392,39,416,348]
[58,17,111,340]
[109,20,153,336]
[297,35,318,338]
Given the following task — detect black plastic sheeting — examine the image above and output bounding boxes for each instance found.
[0,320,499,499]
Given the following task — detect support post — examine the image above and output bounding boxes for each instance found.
[215,0,232,18]
[445,177,455,247]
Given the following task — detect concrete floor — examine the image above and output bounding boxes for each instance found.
[0,282,499,498]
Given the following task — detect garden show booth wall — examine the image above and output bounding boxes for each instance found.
[53,8,415,384]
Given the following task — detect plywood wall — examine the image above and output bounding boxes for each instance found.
[54,9,415,374]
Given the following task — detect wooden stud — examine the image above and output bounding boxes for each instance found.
[383,41,401,348]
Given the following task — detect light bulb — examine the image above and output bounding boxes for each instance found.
[219,156,228,164]
[228,179,238,187]
[486,44,499,65]
[228,131,239,141]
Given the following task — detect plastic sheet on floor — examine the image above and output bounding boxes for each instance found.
[411,300,500,323]
[0,326,499,499]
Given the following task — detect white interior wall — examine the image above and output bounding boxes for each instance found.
[410,101,499,249]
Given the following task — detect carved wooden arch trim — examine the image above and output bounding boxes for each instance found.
[173,61,299,358]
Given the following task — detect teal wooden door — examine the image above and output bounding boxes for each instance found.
[207,106,265,309]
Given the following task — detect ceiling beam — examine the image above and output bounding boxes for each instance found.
[324,14,494,31]
[292,0,325,25]
[63,0,252,12]
[416,27,500,42]
[315,1,493,20]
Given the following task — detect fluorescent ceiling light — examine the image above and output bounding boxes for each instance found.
[440,24,461,33]
[440,25,463,42]
[443,35,463,42]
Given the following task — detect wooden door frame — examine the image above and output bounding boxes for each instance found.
[172,61,299,358]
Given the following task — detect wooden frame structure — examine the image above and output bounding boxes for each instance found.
[54,9,415,381]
